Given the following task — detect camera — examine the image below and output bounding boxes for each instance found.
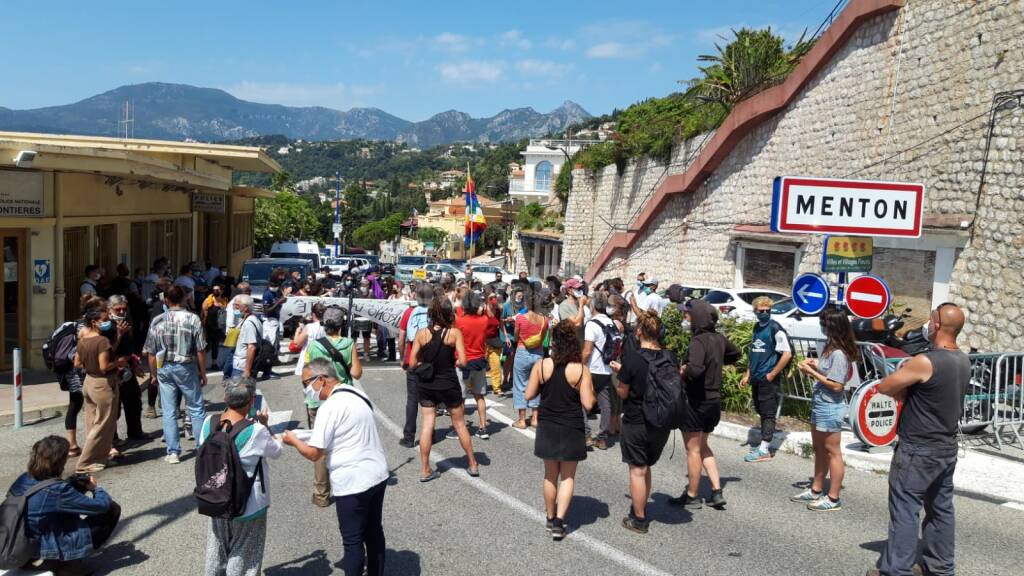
[68,472,91,492]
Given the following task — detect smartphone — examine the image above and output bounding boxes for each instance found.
[253,394,264,412]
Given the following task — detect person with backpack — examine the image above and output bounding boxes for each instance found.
[610,310,676,535]
[3,436,120,573]
[582,291,621,450]
[284,358,389,576]
[740,296,793,463]
[43,310,86,457]
[511,289,549,430]
[669,299,742,511]
[143,285,209,465]
[303,307,362,508]
[196,377,282,576]
[792,306,858,512]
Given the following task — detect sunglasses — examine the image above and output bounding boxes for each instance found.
[301,375,322,387]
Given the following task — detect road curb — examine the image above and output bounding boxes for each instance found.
[0,404,67,427]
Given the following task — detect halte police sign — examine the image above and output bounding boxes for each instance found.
[771,177,924,238]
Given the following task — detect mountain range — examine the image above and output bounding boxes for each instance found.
[0,82,591,147]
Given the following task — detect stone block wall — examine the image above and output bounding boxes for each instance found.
[561,0,1024,351]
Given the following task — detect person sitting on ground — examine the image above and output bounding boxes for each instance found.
[526,321,595,541]
[7,435,121,573]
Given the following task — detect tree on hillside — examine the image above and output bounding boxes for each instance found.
[255,173,321,252]
[416,227,448,246]
[352,213,406,249]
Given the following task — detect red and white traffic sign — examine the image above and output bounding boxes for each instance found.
[771,176,924,238]
[850,381,903,447]
[846,274,891,319]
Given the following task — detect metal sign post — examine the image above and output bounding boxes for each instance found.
[13,348,23,429]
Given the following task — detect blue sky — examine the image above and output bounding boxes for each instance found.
[2,0,838,121]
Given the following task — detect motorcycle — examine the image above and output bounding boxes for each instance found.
[852,308,930,359]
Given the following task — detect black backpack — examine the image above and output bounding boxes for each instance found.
[194,416,263,519]
[242,317,275,373]
[588,318,623,364]
[42,322,78,375]
[641,349,686,430]
[0,478,61,569]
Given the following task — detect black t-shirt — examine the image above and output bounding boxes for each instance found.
[617,348,657,424]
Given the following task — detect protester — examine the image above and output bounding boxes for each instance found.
[669,299,741,510]
[629,278,667,318]
[220,282,251,376]
[142,280,171,419]
[581,291,617,450]
[80,265,101,296]
[409,296,479,481]
[488,271,508,296]
[173,264,197,309]
[107,295,144,443]
[740,296,792,462]
[398,284,433,448]
[258,269,289,379]
[526,321,595,540]
[304,307,362,507]
[201,283,230,369]
[284,359,389,576]
[232,295,262,379]
[6,436,121,573]
[291,302,327,376]
[456,291,492,439]
[198,377,281,576]
[512,289,548,429]
[610,310,674,534]
[140,258,168,302]
[143,285,208,464]
[500,286,526,394]
[484,293,505,397]
[73,300,121,473]
[557,278,588,336]
[866,304,969,576]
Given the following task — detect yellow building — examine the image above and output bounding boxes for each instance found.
[0,132,279,370]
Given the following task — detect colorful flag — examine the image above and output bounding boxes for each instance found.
[464,168,487,248]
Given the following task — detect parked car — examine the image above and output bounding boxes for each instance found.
[423,263,465,281]
[270,240,322,270]
[663,284,715,302]
[328,256,370,276]
[339,253,380,270]
[702,288,789,320]
[470,264,511,285]
[440,258,467,270]
[396,255,435,281]
[769,297,827,340]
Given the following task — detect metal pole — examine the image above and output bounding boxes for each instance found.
[837,272,848,308]
[13,348,23,429]
[334,171,341,258]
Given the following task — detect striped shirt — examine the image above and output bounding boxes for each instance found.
[143,308,207,364]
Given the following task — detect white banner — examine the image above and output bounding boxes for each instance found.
[280,296,415,332]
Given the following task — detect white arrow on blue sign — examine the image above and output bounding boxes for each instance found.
[791,273,830,315]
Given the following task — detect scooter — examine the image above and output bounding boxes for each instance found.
[852,308,930,358]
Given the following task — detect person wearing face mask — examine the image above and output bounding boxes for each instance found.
[80,265,101,297]
[352,280,375,361]
[201,283,231,369]
[558,278,590,339]
[284,359,388,576]
[501,286,526,394]
[740,296,793,463]
[73,300,123,473]
[106,295,144,443]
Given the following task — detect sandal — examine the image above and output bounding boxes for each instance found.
[511,421,528,430]
[67,447,82,457]
[467,467,480,478]
[419,470,440,483]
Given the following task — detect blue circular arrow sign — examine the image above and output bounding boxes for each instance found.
[791,273,830,315]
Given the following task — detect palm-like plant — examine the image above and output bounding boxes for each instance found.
[685,27,815,112]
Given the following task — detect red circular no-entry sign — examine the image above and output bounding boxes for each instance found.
[846,274,891,319]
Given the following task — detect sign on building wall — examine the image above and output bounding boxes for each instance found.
[821,235,873,272]
[771,177,924,238]
[192,191,225,213]
[0,170,44,217]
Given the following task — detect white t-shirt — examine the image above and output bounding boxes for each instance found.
[294,321,326,375]
[197,416,283,521]
[308,387,389,497]
[585,314,614,375]
[233,315,262,374]
[644,293,668,316]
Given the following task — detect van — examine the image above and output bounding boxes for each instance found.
[270,241,321,270]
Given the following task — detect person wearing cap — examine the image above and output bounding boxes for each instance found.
[629,278,667,318]
[557,278,589,337]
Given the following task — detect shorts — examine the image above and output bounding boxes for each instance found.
[680,400,721,434]
[462,369,488,396]
[620,419,672,467]
[811,393,847,433]
[418,385,464,409]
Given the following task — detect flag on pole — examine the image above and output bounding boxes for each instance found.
[464,168,487,248]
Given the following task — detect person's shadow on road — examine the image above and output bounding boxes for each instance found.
[88,541,150,575]
[565,495,610,531]
[265,549,332,575]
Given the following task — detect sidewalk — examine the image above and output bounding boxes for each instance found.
[714,419,1024,506]
[0,380,68,426]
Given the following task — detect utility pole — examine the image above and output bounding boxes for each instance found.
[334,171,341,258]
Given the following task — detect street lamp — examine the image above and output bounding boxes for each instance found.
[543,142,573,208]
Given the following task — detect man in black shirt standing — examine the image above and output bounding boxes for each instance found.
[867,303,969,576]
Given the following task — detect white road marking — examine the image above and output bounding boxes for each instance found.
[849,291,883,303]
[1002,501,1024,512]
[358,384,673,576]
[486,404,536,439]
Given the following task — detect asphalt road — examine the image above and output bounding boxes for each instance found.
[2,362,1021,576]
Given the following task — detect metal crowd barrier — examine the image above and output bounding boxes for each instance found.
[991,352,1024,449]
[780,338,890,403]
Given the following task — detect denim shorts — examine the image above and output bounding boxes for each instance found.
[810,393,847,433]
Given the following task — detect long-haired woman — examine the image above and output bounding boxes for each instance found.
[410,295,480,481]
[526,321,595,540]
[511,290,548,428]
[74,300,122,473]
[794,306,859,511]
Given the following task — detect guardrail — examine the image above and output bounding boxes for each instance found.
[779,339,1023,449]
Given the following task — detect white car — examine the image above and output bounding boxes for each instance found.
[327,257,370,276]
[423,263,465,281]
[469,265,511,285]
[702,288,789,320]
[769,297,827,341]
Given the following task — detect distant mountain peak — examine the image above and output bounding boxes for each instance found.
[0,82,592,147]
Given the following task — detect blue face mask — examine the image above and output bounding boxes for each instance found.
[99,320,113,331]
[755,311,771,324]
[234,309,243,319]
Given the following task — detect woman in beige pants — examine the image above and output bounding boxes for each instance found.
[75,300,122,473]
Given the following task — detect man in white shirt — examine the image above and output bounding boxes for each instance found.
[284,358,389,576]
[233,295,262,378]
[582,292,619,450]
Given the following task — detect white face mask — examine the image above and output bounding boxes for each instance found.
[304,379,323,404]
[921,321,931,342]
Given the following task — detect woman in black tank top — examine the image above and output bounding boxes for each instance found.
[525,322,595,540]
[410,296,479,481]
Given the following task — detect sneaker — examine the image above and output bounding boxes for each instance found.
[143,407,158,419]
[743,448,772,463]
[621,515,649,534]
[475,427,490,440]
[594,438,608,451]
[445,428,459,439]
[790,489,822,503]
[164,453,180,464]
[545,517,554,533]
[807,497,843,512]
[585,436,595,449]
[708,489,727,509]
[551,518,567,541]
[667,492,703,510]
[398,437,416,448]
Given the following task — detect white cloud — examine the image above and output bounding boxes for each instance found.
[499,29,532,50]
[581,20,676,59]
[515,59,570,78]
[586,42,629,59]
[648,62,664,73]
[223,81,381,109]
[433,32,472,53]
[545,37,576,51]
[437,60,505,83]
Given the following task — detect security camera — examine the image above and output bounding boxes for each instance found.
[14,150,36,168]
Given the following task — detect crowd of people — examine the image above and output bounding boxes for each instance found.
[3,258,973,576]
